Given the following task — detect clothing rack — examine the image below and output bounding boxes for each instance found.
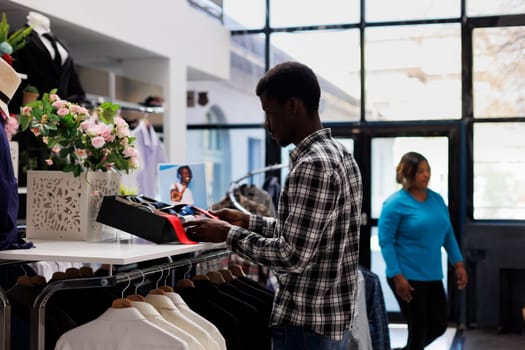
[0,287,9,350]
[30,248,231,350]
[227,163,288,214]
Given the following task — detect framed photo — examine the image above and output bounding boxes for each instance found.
[158,163,208,208]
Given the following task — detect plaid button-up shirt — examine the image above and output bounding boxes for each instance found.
[227,128,363,340]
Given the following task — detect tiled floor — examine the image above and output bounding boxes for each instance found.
[389,324,456,349]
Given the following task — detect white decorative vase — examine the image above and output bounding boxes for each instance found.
[26,170,121,241]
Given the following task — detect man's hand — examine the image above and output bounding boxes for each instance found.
[182,218,232,243]
[210,208,250,229]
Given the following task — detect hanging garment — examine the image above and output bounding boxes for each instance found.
[145,292,220,350]
[262,176,281,211]
[55,306,188,350]
[348,269,373,350]
[175,285,242,350]
[359,266,391,350]
[211,191,273,287]
[121,119,167,198]
[162,291,227,350]
[7,279,77,350]
[192,278,267,350]
[238,184,276,217]
[129,300,202,350]
[0,116,33,250]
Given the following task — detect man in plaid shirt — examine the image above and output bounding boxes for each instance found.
[184,61,363,349]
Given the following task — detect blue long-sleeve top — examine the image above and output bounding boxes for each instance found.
[378,188,463,281]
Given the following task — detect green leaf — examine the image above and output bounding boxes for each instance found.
[18,113,31,131]
[98,102,120,124]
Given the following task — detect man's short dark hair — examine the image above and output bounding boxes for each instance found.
[255,61,321,115]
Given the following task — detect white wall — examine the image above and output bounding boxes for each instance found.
[9,0,231,162]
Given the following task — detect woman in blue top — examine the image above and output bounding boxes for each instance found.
[378,152,468,350]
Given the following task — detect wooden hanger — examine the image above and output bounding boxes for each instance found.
[219,269,235,282]
[65,267,80,279]
[229,264,246,277]
[191,274,209,281]
[149,288,165,295]
[51,271,67,281]
[79,266,94,277]
[207,271,226,285]
[127,294,145,301]
[175,278,195,289]
[159,285,174,293]
[112,275,133,308]
[30,275,47,287]
[16,275,33,287]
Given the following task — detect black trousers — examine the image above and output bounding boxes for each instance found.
[387,278,448,350]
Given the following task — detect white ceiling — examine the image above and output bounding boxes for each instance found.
[0,1,211,80]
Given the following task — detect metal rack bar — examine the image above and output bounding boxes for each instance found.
[31,248,231,350]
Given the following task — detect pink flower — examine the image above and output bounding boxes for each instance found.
[52,145,60,154]
[57,107,69,117]
[42,136,49,144]
[91,136,105,149]
[123,146,137,158]
[30,127,40,136]
[49,94,60,102]
[52,100,67,109]
[75,148,87,158]
[80,120,91,131]
[45,159,53,166]
[129,157,139,169]
[22,106,32,116]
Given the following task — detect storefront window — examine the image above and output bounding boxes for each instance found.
[365,24,461,121]
[223,0,266,30]
[467,0,525,17]
[366,0,459,22]
[473,123,525,220]
[271,29,361,122]
[473,26,525,118]
[270,0,359,27]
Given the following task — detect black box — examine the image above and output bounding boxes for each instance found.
[96,195,194,244]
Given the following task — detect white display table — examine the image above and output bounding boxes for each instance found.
[0,239,225,265]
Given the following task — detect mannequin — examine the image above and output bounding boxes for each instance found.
[26,11,50,33]
[11,11,86,187]
[26,11,68,66]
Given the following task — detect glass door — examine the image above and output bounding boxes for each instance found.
[370,136,449,312]
[331,121,463,317]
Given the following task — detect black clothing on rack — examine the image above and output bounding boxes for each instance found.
[176,286,242,350]
[7,282,77,350]
[192,278,268,350]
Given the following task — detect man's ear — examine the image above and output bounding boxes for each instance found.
[288,97,302,117]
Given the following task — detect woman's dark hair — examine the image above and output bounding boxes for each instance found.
[255,61,320,115]
[396,152,429,188]
[177,165,192,179]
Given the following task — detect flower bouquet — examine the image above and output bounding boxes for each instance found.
[18,90,140,241]
[18,89,139,176]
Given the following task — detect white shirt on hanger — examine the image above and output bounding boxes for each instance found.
[145,293,221,350]
[164,291,227,350]
[130,300,204,350]
[55,306,188,350]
